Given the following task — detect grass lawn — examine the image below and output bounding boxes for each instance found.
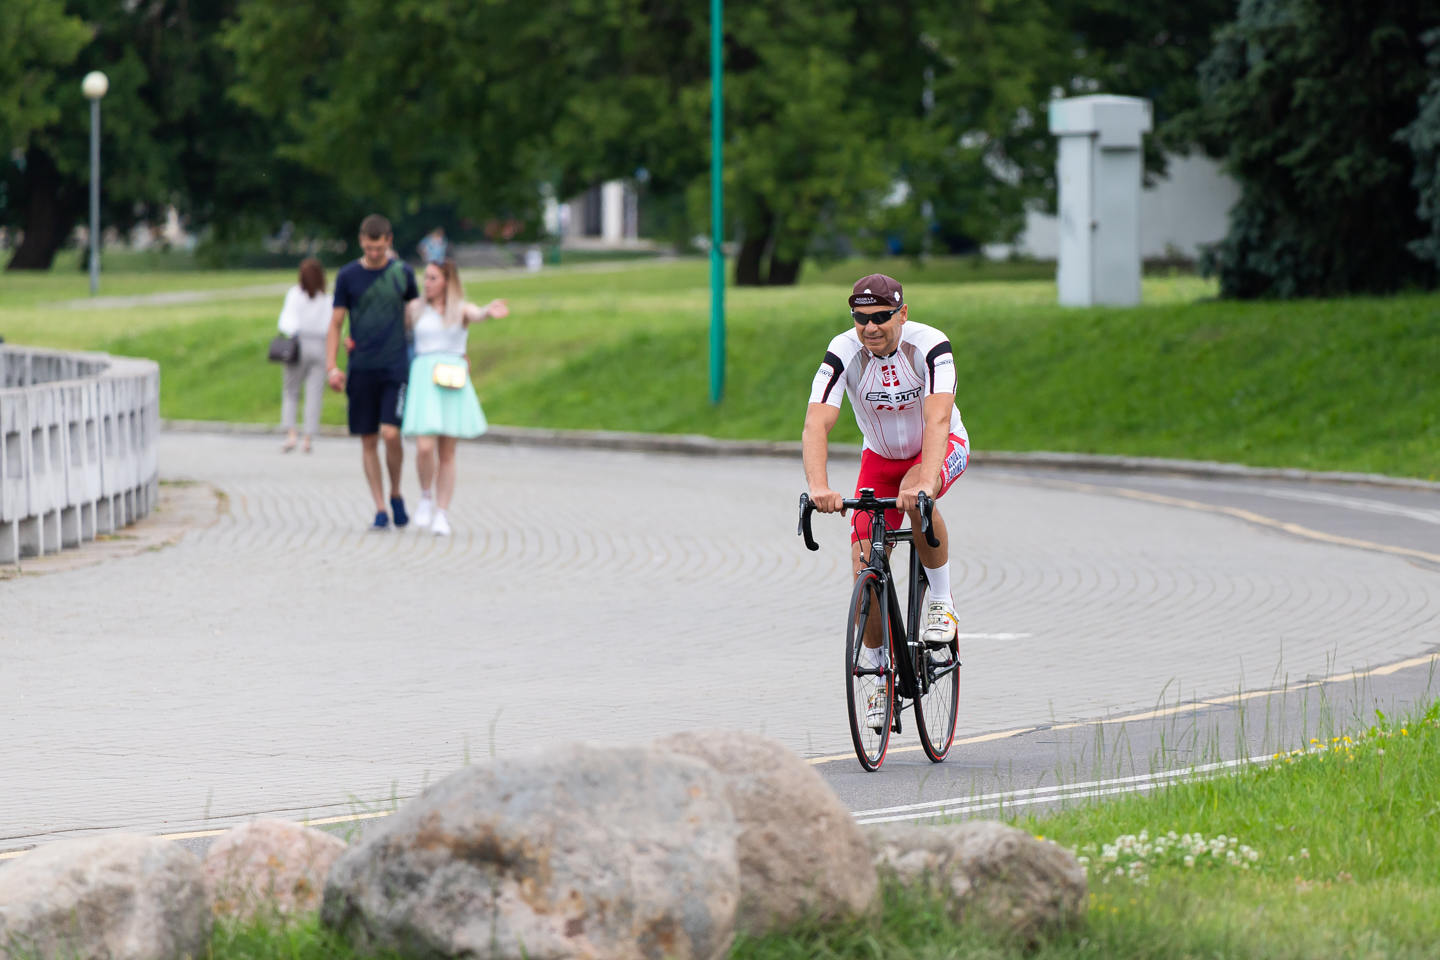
[1,258,1436,478]
[200,701,1440,959]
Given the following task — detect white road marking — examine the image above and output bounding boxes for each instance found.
[955,632,1033,641]
[1176,480,1440,526]
[853,752,1274,825]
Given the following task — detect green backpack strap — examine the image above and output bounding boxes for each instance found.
[384,258,408,297]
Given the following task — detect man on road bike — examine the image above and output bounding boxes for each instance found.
[801,273,969,731]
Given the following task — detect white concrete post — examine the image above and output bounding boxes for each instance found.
[1049,95,1152,307]
[600,181,626,244]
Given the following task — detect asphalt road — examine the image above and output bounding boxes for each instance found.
[2,434,1436,858]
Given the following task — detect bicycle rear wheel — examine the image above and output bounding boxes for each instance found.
[914,584,960,762]
[846,570,893,771]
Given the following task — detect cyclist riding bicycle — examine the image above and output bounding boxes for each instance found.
[802,273,969,731]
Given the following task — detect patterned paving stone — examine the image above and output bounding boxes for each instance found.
[2,432,1436,849]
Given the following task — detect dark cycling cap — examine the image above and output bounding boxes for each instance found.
[849,273,904,308]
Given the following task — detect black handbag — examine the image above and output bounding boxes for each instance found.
[267,334,300,364]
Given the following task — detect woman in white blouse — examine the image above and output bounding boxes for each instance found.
[401,259,508,535]
[277,258,333,453]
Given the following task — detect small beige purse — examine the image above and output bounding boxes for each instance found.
[432,361,467,389]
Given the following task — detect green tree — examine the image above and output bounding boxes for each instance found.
[1056,0,1237,168]
[3,0,340,271]
[225,0,570,245]
[0,0,90,155]
[546,0,1067,284]
[1402,30,1440,273]
[1184,0,1440,298]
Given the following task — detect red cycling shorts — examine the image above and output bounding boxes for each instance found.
[851,433,969,544]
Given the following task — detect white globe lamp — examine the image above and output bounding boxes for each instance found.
[82,71,109,100]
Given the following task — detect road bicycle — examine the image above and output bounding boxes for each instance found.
[798,488,961,771]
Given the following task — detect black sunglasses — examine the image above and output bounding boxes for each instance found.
[852,307,902,326]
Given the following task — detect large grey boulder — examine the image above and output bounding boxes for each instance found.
[322,744,740,960]
[203,820,347,922]
[867,821,1086,942]
[0,834,210,960]
[654,730,877,934]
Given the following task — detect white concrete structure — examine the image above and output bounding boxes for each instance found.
[1049,95,1152,307]
[1007,153,1239,264]
[543,180,641,248]
[0,347,159,563]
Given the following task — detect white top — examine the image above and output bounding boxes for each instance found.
[278,285,332,337]
[412,303,469,356]
[808,320,966,460]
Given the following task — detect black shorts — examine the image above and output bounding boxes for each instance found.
[345,368,407,435]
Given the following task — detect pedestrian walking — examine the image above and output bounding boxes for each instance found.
[327,214,420,530]
[278,257,331,453]
[402,259,508,536]
[418,226,449,264]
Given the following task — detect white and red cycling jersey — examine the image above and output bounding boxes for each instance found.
[808,320,967,460]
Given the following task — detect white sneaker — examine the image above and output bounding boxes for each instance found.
[431,511,451,537]
[412,497,434,529]
[921,599,958,647]
[866,686,889,732]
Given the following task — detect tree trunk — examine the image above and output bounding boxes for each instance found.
[734,208,776,287]
[5,148,80,272]
[766,256,802,285]
[734,230,769,286]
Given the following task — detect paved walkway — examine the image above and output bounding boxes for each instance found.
[3,433,1438,851]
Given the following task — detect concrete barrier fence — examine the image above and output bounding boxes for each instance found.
[0,346,160,564]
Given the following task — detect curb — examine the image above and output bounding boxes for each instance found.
[159,419,1440,493]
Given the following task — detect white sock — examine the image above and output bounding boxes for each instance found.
[419,489,433,502]
[860,645,885,671]
[923,564,952,607]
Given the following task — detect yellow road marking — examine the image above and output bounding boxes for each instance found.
[1032,478,1440,566]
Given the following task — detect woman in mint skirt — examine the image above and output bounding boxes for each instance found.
[401,259,509,535]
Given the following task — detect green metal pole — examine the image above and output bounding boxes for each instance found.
[709,0,725,405]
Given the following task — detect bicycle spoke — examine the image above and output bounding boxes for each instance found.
[846,571,892,771]
[913,584,960,762]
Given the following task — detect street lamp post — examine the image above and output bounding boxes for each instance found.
[81,70,108,296]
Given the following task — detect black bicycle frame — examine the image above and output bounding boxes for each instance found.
[799,488,947,706]
[860,522,927,703]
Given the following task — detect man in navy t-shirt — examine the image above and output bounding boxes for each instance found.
[327,214,420,530]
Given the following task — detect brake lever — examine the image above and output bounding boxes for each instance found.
[798,494,820,551]
[916,492,940,548]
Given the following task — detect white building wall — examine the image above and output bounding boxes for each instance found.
[1012,153,1239,261]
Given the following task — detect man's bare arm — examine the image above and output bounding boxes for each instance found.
[802,402,844,512]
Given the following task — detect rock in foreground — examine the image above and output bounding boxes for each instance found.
[868,821,1086,942]
[322,744,740,960]
[0,834,210,960]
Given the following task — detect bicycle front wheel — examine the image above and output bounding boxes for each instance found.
[846,570,893,771]
[914,582,960,762]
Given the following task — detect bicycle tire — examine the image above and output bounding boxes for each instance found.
[846,570,893,771]
[913,583,960,762]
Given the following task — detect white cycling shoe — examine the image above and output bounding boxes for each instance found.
[921,599,959,647]
[866,686,889,733]
[412,497,435,529]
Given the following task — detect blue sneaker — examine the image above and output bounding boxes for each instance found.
[371,510,389,530]
[390,496,409,528]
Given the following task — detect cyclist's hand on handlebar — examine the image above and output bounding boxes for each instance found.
[809,487,845,514]
[897,480,929,513]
